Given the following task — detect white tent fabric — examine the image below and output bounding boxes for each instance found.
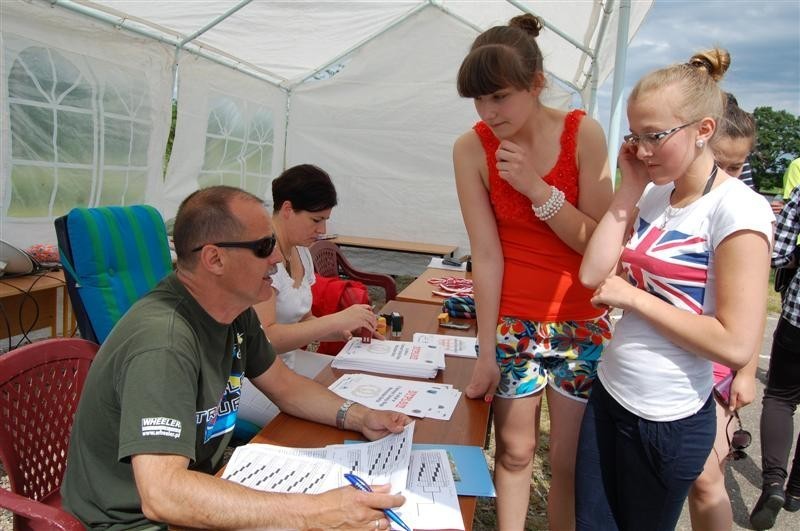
[0,0,653,253]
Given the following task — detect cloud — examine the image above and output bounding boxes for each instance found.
[597,0,800,143]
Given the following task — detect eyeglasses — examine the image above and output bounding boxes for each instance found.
[726,412,752,461]
[191,235,277,259]
[623,121,698,148]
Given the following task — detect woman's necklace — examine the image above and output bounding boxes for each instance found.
[659,165,719,230]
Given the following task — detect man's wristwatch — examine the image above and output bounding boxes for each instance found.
[336,399,355,430]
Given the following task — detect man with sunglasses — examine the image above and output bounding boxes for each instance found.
[62,185,409,531]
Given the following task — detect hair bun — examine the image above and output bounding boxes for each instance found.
[509,13,543,38]
[687,48,730,82]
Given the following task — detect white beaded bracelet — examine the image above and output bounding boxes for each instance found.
[336,399,355,430]
[532,186,565,221]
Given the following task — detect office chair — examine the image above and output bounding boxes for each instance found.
[54,205,173,344]
[0,338,99,531]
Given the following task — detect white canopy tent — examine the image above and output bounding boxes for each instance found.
[0,0,652,253]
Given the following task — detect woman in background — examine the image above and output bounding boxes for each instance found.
[688,49,762,531]
[453,14,613,530]
[576,47,773,530]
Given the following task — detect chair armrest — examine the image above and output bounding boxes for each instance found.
[0,489,84,531]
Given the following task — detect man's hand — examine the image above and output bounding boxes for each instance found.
[308,484,404,530]
[356,408,411,441]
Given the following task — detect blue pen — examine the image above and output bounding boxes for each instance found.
[344,472,412,531]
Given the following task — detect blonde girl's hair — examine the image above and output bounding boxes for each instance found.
[457,14,544,98]
[628,47,730,125]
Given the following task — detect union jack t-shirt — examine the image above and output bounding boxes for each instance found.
[599,178,774,421]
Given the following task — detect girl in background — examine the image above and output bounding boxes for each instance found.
[576,48,773,530]
[453,14,613,530]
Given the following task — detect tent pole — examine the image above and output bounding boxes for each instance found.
[177,0,254,48]
[608,0,631,180]
[288,1,429,88]
[505,0,593,57]
[433,1,582,96]
[587,0,615,117]
[48,0,286,88]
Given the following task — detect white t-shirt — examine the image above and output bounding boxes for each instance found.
[598,178,774,421]
[269,246,316,324]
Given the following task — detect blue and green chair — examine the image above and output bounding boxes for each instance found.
[54,205,173,344]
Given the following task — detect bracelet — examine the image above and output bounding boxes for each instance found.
[532,185,565,221]
[336,399,355,430]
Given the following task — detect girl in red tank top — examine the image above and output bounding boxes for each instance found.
[453,14,613,531]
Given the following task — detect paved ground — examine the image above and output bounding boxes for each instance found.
[675,314,800,531]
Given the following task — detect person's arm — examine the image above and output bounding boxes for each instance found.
[250,356,410,440]
[729,347,759,411]
[493,116,613,255]
[580,142,650,288]
[254,294,376,354]
[588,228,771,369]
[131,453,403,530]
[453,131,504,401]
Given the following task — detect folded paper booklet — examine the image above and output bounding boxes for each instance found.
[329,373,462,420]
[331,337,445,378]
[222,422,465,531]
[412,333,477,359]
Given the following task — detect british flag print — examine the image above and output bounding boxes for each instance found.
[620,219,709,315]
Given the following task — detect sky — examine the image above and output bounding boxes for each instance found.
[595,0,800,143]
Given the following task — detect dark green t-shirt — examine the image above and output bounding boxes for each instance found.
[61,274,275,530]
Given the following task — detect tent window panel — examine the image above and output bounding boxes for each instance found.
[198,173,219,189]
[99,169,146,206]
[56,110,94,164]
[244,174,269,198]
[52,168,92,215]
[222,173,241,188]
[103,116,141,166]
[203,137,226,169]
[260,144,273,175]
[10,104,55,161]
[220,139,244,172]
[8,166,55,217]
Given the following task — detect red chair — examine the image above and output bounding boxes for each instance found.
[309,240,397,301]
[0,338,99,531]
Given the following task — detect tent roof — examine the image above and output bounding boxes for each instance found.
[71,0,653,104]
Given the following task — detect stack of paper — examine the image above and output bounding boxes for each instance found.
[329,373,462,420]
[413,333,478,359]
[222,423,465,531]
[331,338,445,378]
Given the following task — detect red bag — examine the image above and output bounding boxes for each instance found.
[311,274,370,354]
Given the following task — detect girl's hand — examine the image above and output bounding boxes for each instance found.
[729,372,756,411]
[465,354,501,402]
[495,140,547,199]
[590,274,639,311]
[617,142,651,195]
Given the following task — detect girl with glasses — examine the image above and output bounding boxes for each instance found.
[576,48,774,530]
[687,49,761,531]
[453,14,614,530]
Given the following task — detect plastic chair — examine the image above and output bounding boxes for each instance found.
[309,240,397,301]
[0,338,99,531]
[54,205,173,344]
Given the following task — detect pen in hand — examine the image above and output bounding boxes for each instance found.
[344,473,411,531]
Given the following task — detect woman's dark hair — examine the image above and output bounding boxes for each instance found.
[716,92,757,145]
[457,14,544,98]
[271,164,338,213]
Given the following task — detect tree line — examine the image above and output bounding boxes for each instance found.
[751,107,800,192]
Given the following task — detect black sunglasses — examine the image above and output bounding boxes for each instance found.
[726,412,752,461]
[191,235,277,259]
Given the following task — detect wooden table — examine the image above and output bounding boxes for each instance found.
[251,300,488,531]
[396,267,472,306]
[327,235,457,257]
[0,270,74,341]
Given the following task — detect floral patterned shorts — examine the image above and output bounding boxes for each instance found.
[494,315,612,401]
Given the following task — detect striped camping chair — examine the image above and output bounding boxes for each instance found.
[55,205,173,344]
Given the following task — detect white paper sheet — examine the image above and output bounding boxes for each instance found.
[331,338,444,378]
[413,333,477,359]
[329,373,461,420]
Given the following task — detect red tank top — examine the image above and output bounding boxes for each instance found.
[474,109,602,321]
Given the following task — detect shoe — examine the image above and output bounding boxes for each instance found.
[750,483,785,529]
[784,492,800,512]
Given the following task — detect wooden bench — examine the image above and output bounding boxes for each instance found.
[324,235,457,257]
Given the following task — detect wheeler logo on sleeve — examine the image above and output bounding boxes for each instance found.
[141,417,182,438]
